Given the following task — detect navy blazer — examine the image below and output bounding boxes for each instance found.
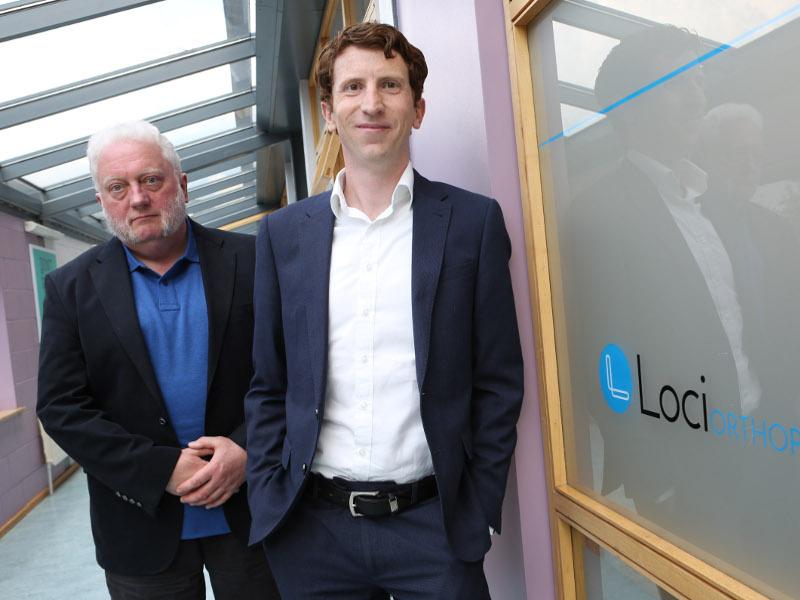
[37,221,256,575]
[245,171,524,562]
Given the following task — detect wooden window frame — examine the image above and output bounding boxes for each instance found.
[305,0,375,195]
[504,1,776,598]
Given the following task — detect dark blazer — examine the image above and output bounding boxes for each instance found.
[245,171,524,563]
[37,220,256,576]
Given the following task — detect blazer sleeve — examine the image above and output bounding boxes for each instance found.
[468,199,524,533]
[36,274,180,517]
[245,215,287,491]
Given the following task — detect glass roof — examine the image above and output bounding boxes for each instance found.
[0,0,237,104]
[0,0,280,240]
[0,59,255,164]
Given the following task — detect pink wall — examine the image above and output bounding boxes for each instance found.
[397,1,556,598]
[0,213,65,526]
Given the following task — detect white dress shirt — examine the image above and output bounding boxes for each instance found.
[311,162,434,482]
[628,151,761,414]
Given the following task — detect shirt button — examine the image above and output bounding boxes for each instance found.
[362,308,369,317]
[360,355,368,364]
[158,417,167,426]
[366,264,373,272]
[358,448,366,457]
[360,402,367,410]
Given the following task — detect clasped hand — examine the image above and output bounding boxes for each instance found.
[165,436,246,509]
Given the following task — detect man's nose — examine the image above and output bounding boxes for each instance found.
[129,185,150,207]
[361,85,384,114]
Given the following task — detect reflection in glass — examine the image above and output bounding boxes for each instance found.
[530,2,800,597]
[576,531,672,600]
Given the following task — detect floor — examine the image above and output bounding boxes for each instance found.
[0,465,659,599]
[0,468,214,599]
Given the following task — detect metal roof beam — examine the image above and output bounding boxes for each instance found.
[193,196,257,224]
[188,184,257,214]
[201,203,264,229]
[0,35,255,129]
[559,81,599,112]
[188,168,256,200]
[42,129,282,216]
[1,91,256,180]
[77,164,256,216]
[0,0,162,43]
[188,154,257,183]
[44,213,111,244]
[180,129,285,172]
[255,0,285,131]
[0,180,42,215]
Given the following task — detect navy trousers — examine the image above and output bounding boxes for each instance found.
[263,493,490,600]
[105,533,280,599]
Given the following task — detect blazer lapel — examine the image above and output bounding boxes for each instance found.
[193,221,235,392]
[411,172,451,388]
[299,196,335,405]
[89,239,164,406]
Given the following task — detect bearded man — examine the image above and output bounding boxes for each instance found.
[37,121,279,600]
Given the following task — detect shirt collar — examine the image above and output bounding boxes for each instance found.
[329,161,415,222]
[123,219,198,273]
[627,150,708,204]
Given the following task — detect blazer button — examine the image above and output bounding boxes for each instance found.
[158,417,167,426]
[301,463,307,473]
[314,408,320,417]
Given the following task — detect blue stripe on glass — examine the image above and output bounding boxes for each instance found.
[539,3,800,148]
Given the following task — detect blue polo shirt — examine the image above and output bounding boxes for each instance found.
[123,225,230,539]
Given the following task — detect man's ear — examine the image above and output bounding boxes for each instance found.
[95,193,102,207]
[413,97,426,129]
[180,172,189,203]
[321,99,337,134]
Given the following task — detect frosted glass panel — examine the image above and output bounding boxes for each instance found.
[578,534,672,600]
[529,2,800,598]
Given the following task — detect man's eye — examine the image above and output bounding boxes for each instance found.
[344,82,361,92]
[144,176,160,185]
[109,184,124,193]
[383,81,399,89]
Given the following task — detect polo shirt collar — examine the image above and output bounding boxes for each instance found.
[122,219,197,273]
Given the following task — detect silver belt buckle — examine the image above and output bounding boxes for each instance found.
[348,490,379,517]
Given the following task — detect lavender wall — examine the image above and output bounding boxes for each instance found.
[397,1,556,598]
[0,213,66,526]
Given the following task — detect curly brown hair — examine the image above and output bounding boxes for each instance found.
[316,22,428,105]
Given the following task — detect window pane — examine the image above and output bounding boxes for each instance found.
[0,60,252,162]
[0,0,250,104]
[23,158,88,189]
[530,2,800,597]
[576,531,674,600]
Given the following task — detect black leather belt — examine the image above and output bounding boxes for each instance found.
[307,474,438,517]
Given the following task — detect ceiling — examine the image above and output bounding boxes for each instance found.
[0,0,325,241]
